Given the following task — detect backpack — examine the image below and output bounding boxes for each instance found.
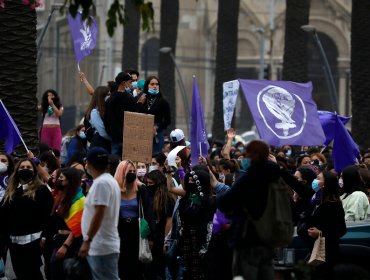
[245,177,294,248]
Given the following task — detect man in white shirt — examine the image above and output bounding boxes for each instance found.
[79,147,121,280]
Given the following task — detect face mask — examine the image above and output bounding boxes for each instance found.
[0,162,7,174]
[211,148,217,152]
[241,158,251,171]
[285,150,292,157]
[18,169,34,182]
[148,89,159,95]
[79,132,86,139]
[125,172,136,183]
[125,87,131,94]
[131,81,137,89]
[311,179,321,193]
[219,173,225,182]
[104,95,110,102]
[148,165,158,173]
[43,166,49,173]
[338,178,343,188]
[137,168,147,177]
[238,147,244,153]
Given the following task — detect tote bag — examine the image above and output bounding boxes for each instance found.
[138,197,153,263]
[308,231,326,266]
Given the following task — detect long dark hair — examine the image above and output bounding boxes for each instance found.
[53,167,83,218]
[146,170,175,220]
[85,86,109,120]
[321,170,340,203]
[41,89,61,115]
[143,76,161,95]
[341,165,366,199]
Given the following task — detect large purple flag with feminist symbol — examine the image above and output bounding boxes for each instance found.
[239,80,325,146]
[68,12,97,63]
[0,100,22,154]
[191,76,210,165]
[318,111,359,172]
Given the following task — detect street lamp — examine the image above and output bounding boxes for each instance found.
[255,27,266,80]
[159,47,190,136]
[36,4,63,64]
[301,25,339,113]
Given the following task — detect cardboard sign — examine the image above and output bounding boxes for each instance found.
[123,112,154,163]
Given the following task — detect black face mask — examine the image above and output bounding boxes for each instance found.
[125,172,137,184]
[18,169,34,182]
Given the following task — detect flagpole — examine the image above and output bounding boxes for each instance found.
[199,142,202,157]
[77,63,81,72]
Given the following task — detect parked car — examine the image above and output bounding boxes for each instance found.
[274,218,370,278]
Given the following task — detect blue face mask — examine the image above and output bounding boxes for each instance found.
[131,81,137,89]
[285,150,292,157]
[79,132,86,139]
[241,158,251,171]
[148,89,159,95]
[311,179,321,192]
[125,87,131,94]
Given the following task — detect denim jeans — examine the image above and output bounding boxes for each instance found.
[87,253,120,280]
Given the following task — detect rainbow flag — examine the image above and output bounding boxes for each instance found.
[65,188,85,237]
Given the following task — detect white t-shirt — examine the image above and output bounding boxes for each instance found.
[82,173,121,256]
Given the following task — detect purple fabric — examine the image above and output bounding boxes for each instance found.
[212,209,230,234]
[190,77,209,165]
[178,167,185,180]
[317,111,359,172]
[317,111,350,146]
[0,100,22,154]
[68,12,97,63]
[239,80,325,146]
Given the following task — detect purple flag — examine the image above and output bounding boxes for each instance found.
[0,100,22,154]
[239,80,325,146]
[68,12,97,63]
[317,111,350,146]
[191,77,209,165]
[318,111,359,172]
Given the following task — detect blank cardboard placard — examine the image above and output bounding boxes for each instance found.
[123,112,154,163]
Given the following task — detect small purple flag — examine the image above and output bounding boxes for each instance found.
[68,12,97,63]
[239,80,325,146]
[191,76,209,165]
[318,111,359,172]
[0,100,22,154]
[317,111,350,146]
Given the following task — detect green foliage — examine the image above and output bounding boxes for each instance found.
[62,0,154,37]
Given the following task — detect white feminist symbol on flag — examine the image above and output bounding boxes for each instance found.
[79,20,92,51]
[257,85,307,139]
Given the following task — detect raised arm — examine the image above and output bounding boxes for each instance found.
[79,72,94,95]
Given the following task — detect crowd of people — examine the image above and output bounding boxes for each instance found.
[1,69,370,280]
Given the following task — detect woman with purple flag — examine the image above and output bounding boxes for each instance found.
[39,90,64,152]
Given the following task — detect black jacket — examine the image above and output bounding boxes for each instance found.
[136,93,171,132]
[217,160,281,247]
[104,91,137,143]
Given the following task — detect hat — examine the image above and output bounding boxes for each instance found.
[170,129,185,142]
[137,79,145,90]
[115,72,132,85]
[86,147,109,167]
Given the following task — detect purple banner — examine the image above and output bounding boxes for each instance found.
[0,100,22,154]
[191,77,209,165]
[239,80,325,146]
[68,12,97,63]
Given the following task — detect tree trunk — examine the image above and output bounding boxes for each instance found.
[282,0,310,82]
[122,0,141,70]
[158,0,179,132]
[212,0,240,141]
[0,0,38,155]
[351,0,370,149]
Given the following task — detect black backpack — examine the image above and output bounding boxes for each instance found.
[83,116,95,142]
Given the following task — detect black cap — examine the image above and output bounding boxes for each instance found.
[115,72,132,85]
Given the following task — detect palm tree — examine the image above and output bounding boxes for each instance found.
[212,0,240,141]
[282,0,310,82]
[158,0,179,131]
[122,0,141,70]
[351,0,370,148]
[0,0,38,154]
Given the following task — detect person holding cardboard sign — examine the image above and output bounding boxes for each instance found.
[137,76,171,154]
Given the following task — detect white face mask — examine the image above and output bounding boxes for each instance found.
[219,173,225,182]
[148,165,158,173]
[338,178,343,188]
[0,162,7,174]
